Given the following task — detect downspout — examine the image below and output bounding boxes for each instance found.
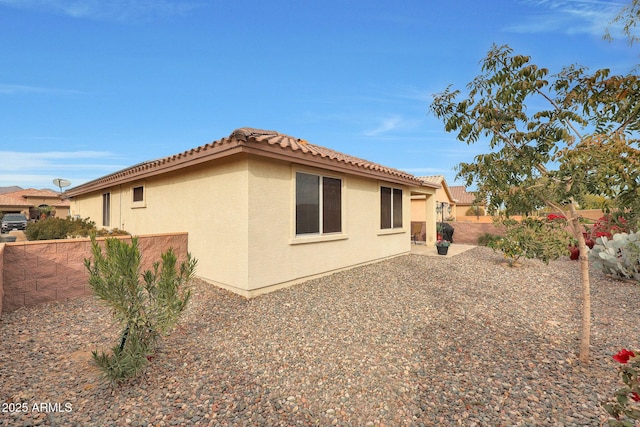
[119,185,123,230]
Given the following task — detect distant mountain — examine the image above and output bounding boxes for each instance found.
[0,186,23,195]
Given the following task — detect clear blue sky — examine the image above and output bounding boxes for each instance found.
[0,0,637,191]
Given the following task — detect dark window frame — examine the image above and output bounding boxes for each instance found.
[295,171,342,236]
[102,192,111,227]
[132,186,144,203]
[380,186,403,229]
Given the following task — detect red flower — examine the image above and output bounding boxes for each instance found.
[547,213,566,221]
[632,392,640,402]
[613,349,636,364]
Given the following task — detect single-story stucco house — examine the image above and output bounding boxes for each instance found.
[65,128,440,297]
[449,185,484,217]
[0,188,70,220]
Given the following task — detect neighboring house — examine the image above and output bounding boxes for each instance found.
[0,188,70,219]
[449,185,484,217]
[410,176,458,242]
[65,128,440,297]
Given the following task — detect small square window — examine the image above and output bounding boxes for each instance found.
[133,186,144,202]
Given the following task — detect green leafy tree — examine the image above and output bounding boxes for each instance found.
[580,193,616,210]
[85,236,197,384]
[488,216,573,267]
[430,44,639,363]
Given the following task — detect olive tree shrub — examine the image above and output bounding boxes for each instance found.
[85,236,197,384]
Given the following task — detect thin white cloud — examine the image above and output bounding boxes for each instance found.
[364,116,403,136]
[0,151,122,171]
[0,151,129,188]
[403,167,450,175]
[0,83,82,95]
[0,0,203,21]
[507,0,624,36]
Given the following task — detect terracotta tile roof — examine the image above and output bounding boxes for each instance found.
[0,193,32,207]
[233,128,427,184]
[449,185,479,205]
[67,128,437,196]
[19,188,64,198]
[0,188,69,208]
[417,175,444,186]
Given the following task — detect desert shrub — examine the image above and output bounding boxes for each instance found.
[477,232,501,246]
[95,227,130,237]
[25,217,128,240]
[466,206,485,216]
[85,236,197,385]
[25,217,84,240]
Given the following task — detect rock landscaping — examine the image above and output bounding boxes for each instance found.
[1,246,638,426]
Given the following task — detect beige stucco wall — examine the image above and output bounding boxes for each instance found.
[410,194,437,244]
[411,187,456,227]
[245,157,413,294]
[411,197,427,222]
[70,156,250,291]
[69,154,422,297]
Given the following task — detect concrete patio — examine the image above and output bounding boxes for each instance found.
[410,242,476,257]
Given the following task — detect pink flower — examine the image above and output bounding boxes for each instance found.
[632,392,640,402]
[613,349,636,364]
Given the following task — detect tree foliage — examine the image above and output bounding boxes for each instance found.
[431,45,639,220]
[488,216,573,266]
[430,43,639,363]
[605,0,640,46]
[85,236,197,384]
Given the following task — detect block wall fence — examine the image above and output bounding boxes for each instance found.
[0,243,5,318]
[0,233,188,317]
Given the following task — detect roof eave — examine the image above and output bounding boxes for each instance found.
[66,130,427,196]
[66,143,245,197]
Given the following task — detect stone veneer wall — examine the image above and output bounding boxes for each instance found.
[1,233,188,316]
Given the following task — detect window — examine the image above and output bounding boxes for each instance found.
[380,186,403,229]
[296,172,342,235]
[133,186,144,202]
[102,192,111,227]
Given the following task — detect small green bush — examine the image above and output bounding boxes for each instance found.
[489,216,573,266]
[466,206,485,216]
[25,217,129,240]
[85,236,197,385]
[477,232,501,246]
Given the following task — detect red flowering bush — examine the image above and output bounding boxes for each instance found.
[591,214,631,240]
[603,348,640,425]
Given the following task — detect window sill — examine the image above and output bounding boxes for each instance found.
[377,228,406,236]
[289,234,349,245]
[131,203,146,209]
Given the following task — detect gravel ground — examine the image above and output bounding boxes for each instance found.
[1,246,639,426]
